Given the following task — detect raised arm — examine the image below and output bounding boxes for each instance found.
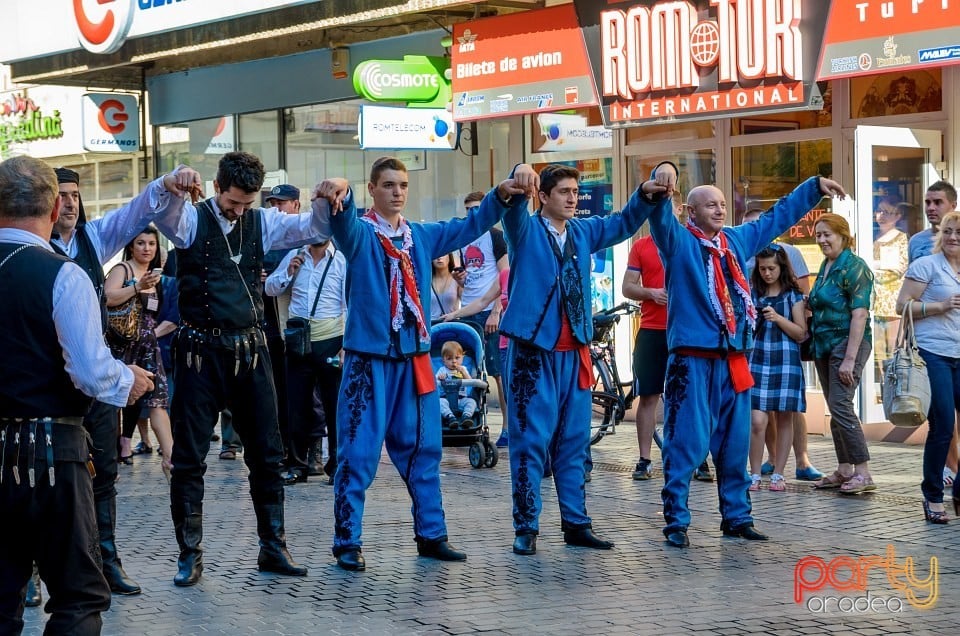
[261,201,332,252]
[430,174,531,258]
[731,177,846,256]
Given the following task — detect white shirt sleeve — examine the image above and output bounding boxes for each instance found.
[261,199,333,252]
[53,263,134,407]
[265,250,298,297]
[86,179,184,262]
[152,196,198,249]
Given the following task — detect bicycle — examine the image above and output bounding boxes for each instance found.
[589,302,667,449]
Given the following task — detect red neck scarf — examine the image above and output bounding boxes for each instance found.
[685,221,756,335]
[361,210,429,345]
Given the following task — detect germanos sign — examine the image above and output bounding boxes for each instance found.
[572,0,830,127]
[353,56,451,108]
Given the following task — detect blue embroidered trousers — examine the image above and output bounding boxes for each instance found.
[506,340,592,535]
[332,353,448,554]
[660,354,753,535]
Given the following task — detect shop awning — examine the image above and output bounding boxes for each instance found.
[817,0,960,80]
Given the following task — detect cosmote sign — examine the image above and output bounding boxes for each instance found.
[572,0,830,127]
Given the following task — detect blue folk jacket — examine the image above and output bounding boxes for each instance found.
[500,188,667,350]
[649,176,825,354]
[332,189,523,358]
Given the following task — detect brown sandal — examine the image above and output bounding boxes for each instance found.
[813,470,851,489]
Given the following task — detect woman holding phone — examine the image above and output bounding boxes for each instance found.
[104,224,174,480]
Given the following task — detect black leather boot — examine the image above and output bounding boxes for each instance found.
[416,537,467,561]
[255,498,307,576]
[512,533,537,555]
[562,523,614,550]
[95,497,141,595]
[173,502,203,587]
[24,563,42,607]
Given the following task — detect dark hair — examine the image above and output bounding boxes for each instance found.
[369,156,407,185]
[538,164,580,196]
[122,225,164,305]
[927,180,958,206]
[123,225,163,270]
[0,156,58,219]
[432,252,456,275]
[751,245,801,297]
[464,191,484,206]
[216,151,265,194]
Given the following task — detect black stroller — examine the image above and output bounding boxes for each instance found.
[430,321,498,468]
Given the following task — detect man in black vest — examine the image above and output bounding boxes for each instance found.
[0,155,154,635]
[154,151,331,586]
[47,166,184,597]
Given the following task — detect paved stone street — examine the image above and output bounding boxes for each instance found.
[23,404,960,635]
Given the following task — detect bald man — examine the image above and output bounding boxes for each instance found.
[648,169,846,548]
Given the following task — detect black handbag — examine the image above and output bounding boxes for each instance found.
[283,250,334,357]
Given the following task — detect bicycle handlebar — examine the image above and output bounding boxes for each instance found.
[594,302,639,317]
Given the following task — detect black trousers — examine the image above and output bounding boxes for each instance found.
[285,336,342,476]
[267,333,290,460]
[0,422,111,636]
[170,338,284,510]
[83,400,119,501]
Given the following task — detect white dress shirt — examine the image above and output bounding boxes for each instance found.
[265,245,347,320]
[0,228,134,407]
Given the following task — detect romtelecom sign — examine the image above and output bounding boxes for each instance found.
[572,0,830,127]
[353,56,451,109]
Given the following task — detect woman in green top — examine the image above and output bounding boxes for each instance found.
[807,213,876,495]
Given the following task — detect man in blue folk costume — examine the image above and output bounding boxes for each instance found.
[315,157,531,572]
[500,163,675,556]
[649,164,846,548]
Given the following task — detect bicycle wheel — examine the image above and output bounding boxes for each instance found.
[590,357,618,445]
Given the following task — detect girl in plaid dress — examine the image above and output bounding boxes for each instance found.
[748,246,808,492]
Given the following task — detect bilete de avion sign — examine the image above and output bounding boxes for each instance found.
[572,0,829,127]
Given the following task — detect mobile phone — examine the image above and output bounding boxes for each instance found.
[152,268,163,276]
[452,266,465,273]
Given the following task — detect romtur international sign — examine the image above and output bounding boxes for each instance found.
[572,0,829,127]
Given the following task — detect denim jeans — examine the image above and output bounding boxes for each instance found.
[918,349,960,503]
[814,337,871,466]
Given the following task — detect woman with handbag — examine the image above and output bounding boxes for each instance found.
[104,225,174,481]
[807,214,876,495]
[896,211,960,523]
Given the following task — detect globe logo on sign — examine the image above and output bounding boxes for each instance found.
[690,20,721,67]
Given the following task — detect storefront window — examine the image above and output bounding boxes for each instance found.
[284,101,479,222]
[625,120,715,144]
[239,110,280,172]
[98,160,134,200]
[628,151,715,197]
[157,116,235,183]
[849,68,942,118]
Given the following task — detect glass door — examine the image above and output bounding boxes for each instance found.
[853,125,941,424]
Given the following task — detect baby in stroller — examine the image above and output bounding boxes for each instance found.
[430,322,498,468]
[436,340,478,428]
